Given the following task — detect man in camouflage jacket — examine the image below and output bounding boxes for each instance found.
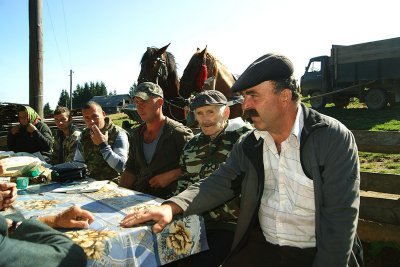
[49,106,81,165]
[174,90,252,267]
[74,101,129,180]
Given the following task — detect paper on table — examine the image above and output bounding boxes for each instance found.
[52,180,109,194]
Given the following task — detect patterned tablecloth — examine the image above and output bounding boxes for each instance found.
[13,180,208,266]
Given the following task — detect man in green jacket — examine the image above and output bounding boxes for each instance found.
[120,54,363,267]
[119,82,193,199]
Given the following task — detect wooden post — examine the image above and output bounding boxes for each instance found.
[29,0,43,117]
[69,69,73,110]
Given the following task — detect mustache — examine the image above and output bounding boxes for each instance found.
[243,109,259,118]
[200,122,216,127]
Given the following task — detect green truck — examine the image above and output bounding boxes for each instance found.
[300,37,400,109]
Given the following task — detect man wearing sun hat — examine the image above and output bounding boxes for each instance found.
[119,82,193,199]
[120,55,362,267]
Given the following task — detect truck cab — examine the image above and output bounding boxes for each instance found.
[300,56,331,108]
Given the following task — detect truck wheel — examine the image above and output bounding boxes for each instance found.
[333,96,350,108]
[310,91,326,109]
[365,89,388,110]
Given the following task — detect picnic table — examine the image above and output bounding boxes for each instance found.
[8,180,208,266]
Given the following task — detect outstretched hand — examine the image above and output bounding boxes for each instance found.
[42,206,95,229]
[120,203,181,233]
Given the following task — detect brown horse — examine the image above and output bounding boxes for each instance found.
[137,43,186,122]
[179,47,243,119]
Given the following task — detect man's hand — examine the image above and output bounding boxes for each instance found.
[90,125,108,145]
[149,174,171,188]
[40,206,95,229]
[10,125,20,135]
[0,182,17,210]
[120,203,183,233]
[149,168,182,189]
[119,170,135,189]
[26,123,37,134]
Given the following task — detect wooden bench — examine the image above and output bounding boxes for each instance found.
[353,130,400,244]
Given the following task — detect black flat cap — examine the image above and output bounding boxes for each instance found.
[231,53,294,93]
[190,90,227,111]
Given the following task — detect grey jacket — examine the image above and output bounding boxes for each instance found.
[170,104,362,267]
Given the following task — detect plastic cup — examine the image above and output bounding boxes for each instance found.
[16,177,29,189]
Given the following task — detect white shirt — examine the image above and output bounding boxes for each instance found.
[255,106,316,248]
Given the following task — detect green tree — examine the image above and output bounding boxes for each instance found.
[43,102,53,117]
[72,81,108,109]
[57,89,71,108]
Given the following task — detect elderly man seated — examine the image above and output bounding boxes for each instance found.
[173,90,252,267]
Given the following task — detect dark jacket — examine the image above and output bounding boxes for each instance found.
[125,117,193,199]
[0,215,86,267]
[7,121,53,158]
[170,104,362,267]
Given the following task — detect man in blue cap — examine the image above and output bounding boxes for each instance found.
[120,54,362,267]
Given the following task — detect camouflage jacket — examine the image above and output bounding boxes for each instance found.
[50,124,81,165]
[80,117,126,180]
[175,121,252,231]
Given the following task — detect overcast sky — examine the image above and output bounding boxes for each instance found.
[0,0,399,109]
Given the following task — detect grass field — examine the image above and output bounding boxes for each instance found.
[303,101,400,175]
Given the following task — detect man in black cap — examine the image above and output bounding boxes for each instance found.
[119,82,193,199]
[120,55,362,267]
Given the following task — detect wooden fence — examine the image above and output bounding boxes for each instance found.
[354,130,400,244]
[0,129,399,243]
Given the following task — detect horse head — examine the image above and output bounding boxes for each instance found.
[138,43,170,85]
[137,44,185,122]
[179,46,218,99]
[180,46,243,119]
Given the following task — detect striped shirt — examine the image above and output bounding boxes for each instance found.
[255,106,316,248]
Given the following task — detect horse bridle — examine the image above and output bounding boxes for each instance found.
[154,56,187,122]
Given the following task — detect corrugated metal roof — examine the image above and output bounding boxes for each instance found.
[90,94,131,108]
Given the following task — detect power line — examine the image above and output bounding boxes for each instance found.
[44,0,65,73]
[61,0,72,68]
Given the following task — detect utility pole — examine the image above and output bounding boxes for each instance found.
[29,0,43,117]
[69,69,73,110]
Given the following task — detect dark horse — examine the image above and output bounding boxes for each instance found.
[137,43,186,122]
[179,47,243,119]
